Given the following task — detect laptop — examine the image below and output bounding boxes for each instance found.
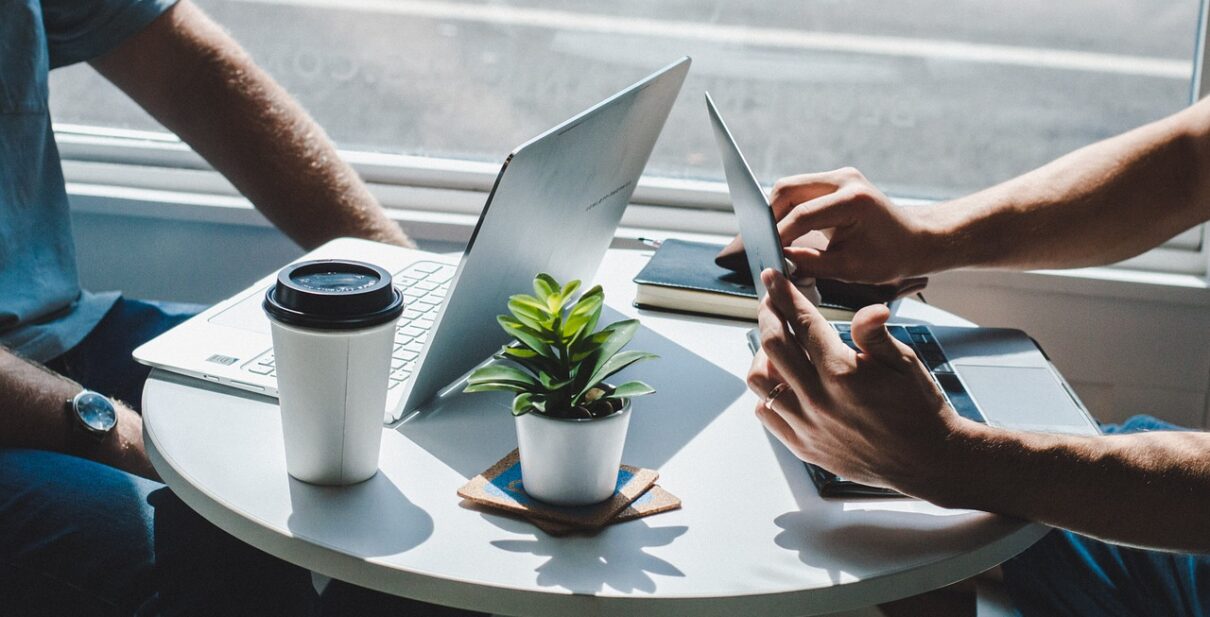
[705,92,1100,496]
[133,57,691,426]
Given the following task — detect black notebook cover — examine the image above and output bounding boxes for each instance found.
[633,239,900,315]
[633,239,760,299]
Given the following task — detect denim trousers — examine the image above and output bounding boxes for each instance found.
[0,297,478,617]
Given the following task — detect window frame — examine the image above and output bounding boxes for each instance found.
[54,0,1210,280]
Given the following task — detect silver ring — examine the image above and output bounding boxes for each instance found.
[764,382,790,410]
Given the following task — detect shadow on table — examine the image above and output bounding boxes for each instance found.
[482,514,688,594]
[762,431,1024,586]
[397,306,747,478]
[286,472,433,558]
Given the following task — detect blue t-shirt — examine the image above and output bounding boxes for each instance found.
[0,0,175,362]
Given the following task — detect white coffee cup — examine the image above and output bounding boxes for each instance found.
[263,260,403,485]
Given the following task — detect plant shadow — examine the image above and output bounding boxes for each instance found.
[396,305,746,478]
[481,513,688,594]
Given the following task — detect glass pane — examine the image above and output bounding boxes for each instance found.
[50,0,1198,198]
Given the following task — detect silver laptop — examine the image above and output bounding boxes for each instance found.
[134,57,691,425]
[706,92,1099,437]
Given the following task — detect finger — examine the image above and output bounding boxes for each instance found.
[769,173,844,219]
[754,400,804,455]
[783,246,853,282]
[746,349,776,397]
[756,294,821,396]
[761,268,850,365]
[747,350,796,401]
[776,188,863,248]
[850,304,914,366]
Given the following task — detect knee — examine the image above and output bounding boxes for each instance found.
[0,449,163,613]
[0,449,161,555]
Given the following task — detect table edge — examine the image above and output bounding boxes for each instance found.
[144,383,1048,617]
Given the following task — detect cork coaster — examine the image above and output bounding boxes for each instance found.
[457,449,658,530]
[526,485,682,536]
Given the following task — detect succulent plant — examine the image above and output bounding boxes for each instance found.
[463,273,657,419]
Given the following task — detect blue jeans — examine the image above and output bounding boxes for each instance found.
[1002,415,1210,616]
[2,298,478,616]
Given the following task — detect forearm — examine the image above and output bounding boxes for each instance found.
[923,422,1210,552]
[0,348,156,479]
[919,99,1210,272]
[91,1,412,250]
[0,348,80,451]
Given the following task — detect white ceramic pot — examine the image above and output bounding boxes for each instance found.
[513,399,632,506]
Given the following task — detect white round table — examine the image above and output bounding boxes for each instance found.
[143,248,1046,616]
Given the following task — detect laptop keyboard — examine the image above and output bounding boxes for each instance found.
[832,323,985,424]
[242,260,457,390]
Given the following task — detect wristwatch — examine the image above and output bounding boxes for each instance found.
[65,390,118,444]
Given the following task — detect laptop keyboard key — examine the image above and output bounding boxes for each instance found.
[888,326,913,346]
[935,373,984,423]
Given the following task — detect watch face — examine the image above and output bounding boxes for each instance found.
[75,392,117,433]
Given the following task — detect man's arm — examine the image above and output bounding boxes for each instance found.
[938,418,1210,552]
[766,98,1210,283]
[0,348,157,479]
[88,0,413,250]
[924,97,1210,272]
[748,270,1210,552]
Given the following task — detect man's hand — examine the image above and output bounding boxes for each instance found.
[0,348,160,481]
[768,167,938,284]
[746,268,970,494]
[100,403,161,481]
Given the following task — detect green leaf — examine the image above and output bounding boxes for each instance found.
[511,392,538,416]
[497,316,555,358]
[463,381,529,394]
[537,370,574,391]
[560,279,582,304]
[499,347,559,377]
[562,293,602,341]
[607,381,656,399]
[467,363,540,388]
[501,346,538,359]
[580,319,639,373]
[509,294,551,316]
[533,273,559,302]
[507,299,548,331]
[580,350,659,398]
[569,320,622,363]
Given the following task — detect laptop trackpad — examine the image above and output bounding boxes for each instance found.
[958,365,1093,433]
[208,287,273,335]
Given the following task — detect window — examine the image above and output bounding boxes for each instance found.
[50,0,1206,271]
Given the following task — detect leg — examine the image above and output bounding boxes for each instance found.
[0,448,321,617]
[0,449,158,616]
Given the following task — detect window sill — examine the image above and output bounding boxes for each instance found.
[67,181,1210,309]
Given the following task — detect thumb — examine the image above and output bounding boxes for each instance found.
[850,304,907,365]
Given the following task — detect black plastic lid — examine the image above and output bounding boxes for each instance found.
[263,259,403,330]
